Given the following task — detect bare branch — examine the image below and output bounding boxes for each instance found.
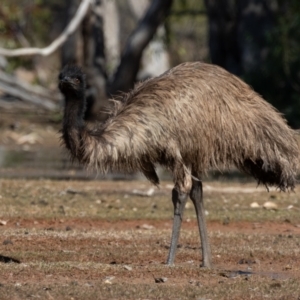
[0,70,59,101]
[0,0,92,57]
[0,69,59,110]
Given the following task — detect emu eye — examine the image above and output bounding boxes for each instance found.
[74,78,80,84]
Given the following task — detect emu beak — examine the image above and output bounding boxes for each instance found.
[59,77,73,90]
[60,77,71,84]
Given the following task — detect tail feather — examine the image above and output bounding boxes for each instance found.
[241,158,297,191]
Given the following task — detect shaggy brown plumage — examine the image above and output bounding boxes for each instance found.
[59,62,299,268]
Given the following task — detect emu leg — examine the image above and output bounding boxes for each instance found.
[166,188,188,265]
[190,180,212,268]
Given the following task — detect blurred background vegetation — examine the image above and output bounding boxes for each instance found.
[0,0,299,127]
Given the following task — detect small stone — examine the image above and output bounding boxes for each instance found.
[270,282,281,288]
[185,202,192,209]
[38,199,48,206]
[103,276,115,284]
[238,258,256,265]
[84,282,94,287]
[189,280,201,286]
[139,224,154,230]
[250,202,260,208]
[66,188,80,194]
[284,264,292,270]
[3,240,13,245]
[0,220,7,226]
[263,201,278,210]
[223,217,230,225]
[124,265,132,271]
[58,205,65,215]
[145,188,155,196]
[132,188,155,197]
[0,255,21,264]
[154,277,168,283]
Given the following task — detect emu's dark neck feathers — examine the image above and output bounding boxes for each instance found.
[59,66,86,156]
[63,94,86,129]
[62,94,86,157]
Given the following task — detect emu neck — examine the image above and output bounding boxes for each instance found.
[62,94,86,157]
[63,98,85,128]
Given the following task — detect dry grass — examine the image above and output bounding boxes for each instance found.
[0,179,299,222]
[0,179,300,299]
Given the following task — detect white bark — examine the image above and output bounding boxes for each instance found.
[103,0,120,74]
[128,0,150,19]
[0,0,92,57]
[128,0,170,78]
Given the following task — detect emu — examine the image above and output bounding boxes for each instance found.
[58,62,299,268]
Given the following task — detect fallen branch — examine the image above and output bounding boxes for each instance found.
[0,81,57,110]
[0,0,92,57]
[0,70,59,110]
[0,69,59,102]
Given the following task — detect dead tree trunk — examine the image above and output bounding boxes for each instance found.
[107,0,173,96]
[237,0,277,74]
[61,0,81,66]
[204,0,241,75]
[82,0,108,120]
[204,0,277,76]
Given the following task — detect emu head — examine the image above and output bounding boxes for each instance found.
[58,65,86,99]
